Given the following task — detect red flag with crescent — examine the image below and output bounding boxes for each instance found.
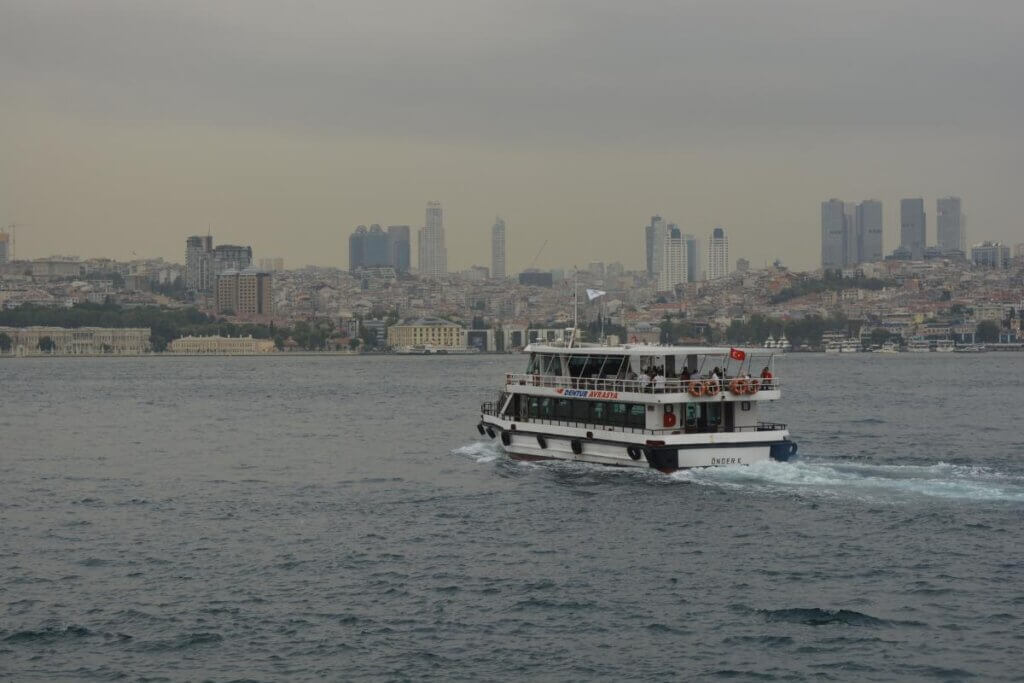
[729,347,746,361]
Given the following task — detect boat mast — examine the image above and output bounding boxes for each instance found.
[571,269,578,348]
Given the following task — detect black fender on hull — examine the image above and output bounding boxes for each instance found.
[769,440,798,462]
[644,447,679,473]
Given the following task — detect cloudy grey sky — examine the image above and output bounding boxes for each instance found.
[2,0,1022,271]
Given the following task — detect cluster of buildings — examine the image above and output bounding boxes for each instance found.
[184,234,274,318]
[643,217,730,292]
[821,196,1013,270]
[346,203,509,283]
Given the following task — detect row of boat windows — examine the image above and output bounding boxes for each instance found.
[510,395,728,430]
[514,396,648,428]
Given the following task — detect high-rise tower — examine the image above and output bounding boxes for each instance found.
[707,227,729,280]
[388,225,411,272]
[657,225,688,291]
[821,199,847,269]
[855,200,884,264]
[900,198,926,260]
[491,216,507,280]
[937,197,965,254]
[417,201,447,277]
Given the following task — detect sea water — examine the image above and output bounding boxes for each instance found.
[1,354,1022,680]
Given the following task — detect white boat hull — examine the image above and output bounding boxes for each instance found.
[479,416,793,472]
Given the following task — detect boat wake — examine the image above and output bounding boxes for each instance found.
[672,460,1024,502]
[451,441,504,464]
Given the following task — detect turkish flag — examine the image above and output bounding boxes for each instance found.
[729,347,746,361]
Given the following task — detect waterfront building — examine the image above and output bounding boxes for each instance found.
[0,231,9,264]
[417,201,447,277]
[900,198,927,260]
[937,197,965,254]
[215,267,273,316]
[0,326,150,355]
[388,225,411,273]
[707,227,729,280]
[856,200,884,263]
[167,334,275,354]
[491,217,507,280]
[736,257,750,273]
[970,241,1010,269]
[387,318,465,349]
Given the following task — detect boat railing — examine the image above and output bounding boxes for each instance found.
[504,373,779,394]
[479,403,786,435]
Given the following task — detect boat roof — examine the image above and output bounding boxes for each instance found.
[523,343,770,356]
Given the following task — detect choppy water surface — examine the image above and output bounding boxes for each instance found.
[2,354,1023,681]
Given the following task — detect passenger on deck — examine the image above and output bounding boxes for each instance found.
[654,369,665,392]
[760,366,773,388]
[639,372,651,391]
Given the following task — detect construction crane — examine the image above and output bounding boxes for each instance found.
[529,239,548,269]
[5,223,26,261]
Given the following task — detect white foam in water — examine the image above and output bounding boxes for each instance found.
[452,441,503,463]
[672,459,1024,503]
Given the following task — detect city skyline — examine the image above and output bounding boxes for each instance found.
[3,3,1023,271]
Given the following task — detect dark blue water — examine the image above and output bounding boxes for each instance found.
[2,354,1023,681]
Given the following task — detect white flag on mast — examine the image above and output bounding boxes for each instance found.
[586,288,607,301]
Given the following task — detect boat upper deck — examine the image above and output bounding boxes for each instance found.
[511,343,780,403]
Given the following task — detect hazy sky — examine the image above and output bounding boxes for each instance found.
[2,0,1023,272]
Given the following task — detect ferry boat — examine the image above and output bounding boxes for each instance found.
[475,344,797,473]
[906,338,932,353]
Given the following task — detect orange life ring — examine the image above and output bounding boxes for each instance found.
[730,378,748,395]
[704,379,720,396]
[688,381,704,397]
[747,378,760,394]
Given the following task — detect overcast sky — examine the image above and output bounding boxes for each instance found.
[2,0,1022,272]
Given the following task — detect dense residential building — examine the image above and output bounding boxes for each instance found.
[185,236,252,293]
[215,267,272,316]
[387,317,465,349]
[707,227,729,280]
[417,201,447,277]
[491,216,507,280]
[518,270,554,287]
[388,225,411,273]
[0,231,9,264]
[856,200,884,263]
[657,224,688,292]
[185,235,214,292]
[900,198,927,260]
[168,334,275,354]
[937,197,966,254]
[971,241,1010,268]
[258,257,285,271]
[0,326,150,355]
